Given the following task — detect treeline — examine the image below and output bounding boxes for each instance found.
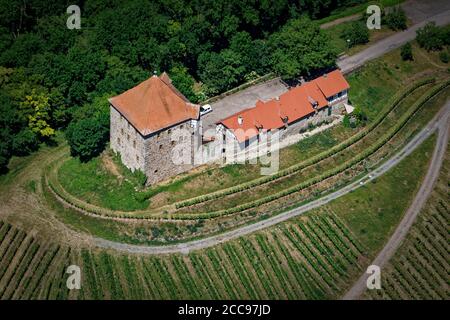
[0,0,367,171]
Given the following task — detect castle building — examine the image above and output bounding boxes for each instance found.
[109,73,201,185]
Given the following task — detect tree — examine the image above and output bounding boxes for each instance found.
[198,49,245,96]
[439,51,449,64]
[416,22,444,51]
[95,56,150,96]
[401,43,413,61]
[269,16,336,80]
[169,66,199,103]
[0,33,43,67]
[65,117,109,162]
[384,7,407,31]
[341,21,369,48]
[20,90,55,138]
[12,128,39,156]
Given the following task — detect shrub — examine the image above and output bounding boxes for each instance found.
[341,21,369,48]
[401,43,413,61]
[439,51,449,64]
[384,7,407,31]
[65,116,109,162]
[416,22,445,51]
[12,128,39,156]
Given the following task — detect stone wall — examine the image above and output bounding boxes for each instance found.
[142,119,201,185]
[110,106,145,172]
[111,105,202,185]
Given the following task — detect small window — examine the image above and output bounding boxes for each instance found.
[159,145,163,150]
[168,129,171,135]
[180,125,184,129]
[121,128,124,135]
[133,140,136,148]
[154,169,158,173]
[171,140,175,146]
[117,137,121,144]
[136,155,139,162]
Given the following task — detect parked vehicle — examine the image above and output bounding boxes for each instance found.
[200,104,212,116]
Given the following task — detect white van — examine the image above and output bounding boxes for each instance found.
[200,104,212,116]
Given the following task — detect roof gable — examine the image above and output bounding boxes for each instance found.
[314,69,350,98]
[109,74,199,136]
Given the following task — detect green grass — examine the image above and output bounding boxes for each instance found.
[58,155,148,211]
[329,133,437,255]
[325,22,396,55]
[366,141,450,300]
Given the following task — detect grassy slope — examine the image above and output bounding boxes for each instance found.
[325,134,436,255]
[0,129,437,300]
[365,140,450,300]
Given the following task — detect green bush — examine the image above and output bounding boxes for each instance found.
[65,116,109,162]
[384,7,407,31]
[12,128,39,156]
[340,21,369,48]
[416,22,445,51]
[401,43,413,61]
[439,51,449,64]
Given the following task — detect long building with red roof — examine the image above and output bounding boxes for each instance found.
[217,69,350,146]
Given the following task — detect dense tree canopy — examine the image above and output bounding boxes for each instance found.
[0,0,366,170]
[270,17,337,79]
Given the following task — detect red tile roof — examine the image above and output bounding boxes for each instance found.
[109,73,199,136]
[219,70,349,143]
[314,69,350,98]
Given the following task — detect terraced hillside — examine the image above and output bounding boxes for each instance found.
[0,213,367,299]
[0,130,438,299]
[365,141,450,300]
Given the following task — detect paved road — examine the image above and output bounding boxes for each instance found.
[343,100,450,300]
[94,102,450,255]
[338,8,450,73]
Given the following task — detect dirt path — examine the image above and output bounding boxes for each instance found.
[342,99,450,300]
[93,101,450,255]
[320,13,361,29]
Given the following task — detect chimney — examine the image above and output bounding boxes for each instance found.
[323,73,327,78]
[238,115,243,125]
[275,96,280,101]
